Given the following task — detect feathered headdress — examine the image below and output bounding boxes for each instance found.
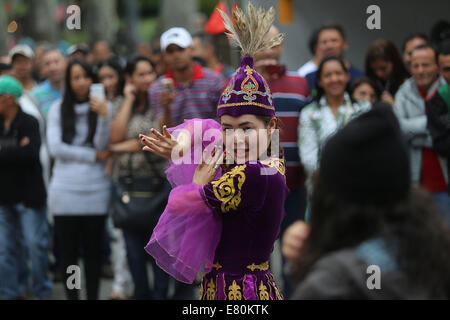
[216,2,285,118]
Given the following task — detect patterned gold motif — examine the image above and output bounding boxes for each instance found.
[212,262,223,270]
[217,101,275,110]
[210,165,247,213]
[260,158,286,176]
[259,281,270,300]
[206,278,216,300]
[228,280,242,300]
[246,261,269,272]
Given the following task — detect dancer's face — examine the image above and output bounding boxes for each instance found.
[220,114,277,163]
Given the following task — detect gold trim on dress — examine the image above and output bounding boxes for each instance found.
[246,261,269,272]
[212,262,223,270]
[206,278,216,300]
[260,158,286,176]
[228,280,242,300]
[258,281,270,300]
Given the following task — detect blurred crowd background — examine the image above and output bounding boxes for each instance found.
[0,0,450,300]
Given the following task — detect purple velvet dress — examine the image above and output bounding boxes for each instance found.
[145,119,288,300]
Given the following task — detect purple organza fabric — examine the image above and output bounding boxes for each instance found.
[144,119,223,284]
[165,118,222,187]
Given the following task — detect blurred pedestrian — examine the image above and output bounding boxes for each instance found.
[299,56,370,193]
[0,75,51,300]
[9,45,37,91]
[92,41,113,65]
[297,28,324,77]
[31,46,65,116]
[304,24,364,92]
[110,56,170,300]
[149,27,225,130]
[97,56,133,299]
[349,77,379,104]
[47,58,112,300]
[394,44,449,215]
[402,33,429,75]
[425,40,450,224]
[192,32,234,77]
[365,39,409,106]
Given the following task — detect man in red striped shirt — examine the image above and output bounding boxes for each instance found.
[255,25,311,299]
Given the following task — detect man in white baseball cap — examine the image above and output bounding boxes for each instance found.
[160,27,193,52]
[150,25,224,132]
[9,44,36,91]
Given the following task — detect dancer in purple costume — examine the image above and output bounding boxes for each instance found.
[139,3,287,300]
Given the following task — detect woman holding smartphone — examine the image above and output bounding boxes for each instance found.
[47,58,112,300]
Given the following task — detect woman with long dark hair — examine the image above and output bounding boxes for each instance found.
[109,55,170,300]
[291,105,450,299]
[365,39,409,106]
[47,58,112,300]
[298,56,370,192]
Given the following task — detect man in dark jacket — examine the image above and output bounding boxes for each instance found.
[426,40,450,225]
[0,75,51,299]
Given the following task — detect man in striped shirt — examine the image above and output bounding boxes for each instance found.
[255,26,310,298]
[149,27,225,128]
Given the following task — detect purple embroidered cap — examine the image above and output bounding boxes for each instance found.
[217,56,275,118]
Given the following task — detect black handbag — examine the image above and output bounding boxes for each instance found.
[110,153,171,232]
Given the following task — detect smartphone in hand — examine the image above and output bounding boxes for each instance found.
[90,83,105,100]
[161,78,174,93]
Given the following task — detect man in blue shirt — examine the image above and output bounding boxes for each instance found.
[31,47,64,116]
[305,24,364,94]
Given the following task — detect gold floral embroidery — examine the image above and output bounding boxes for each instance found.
[260,158,286,176]
[228,280,242,300]
[259,281,270,300]
[210,165,246,213]
[212,262,222,270]
[206,278,216,300]
[246,261,269,272]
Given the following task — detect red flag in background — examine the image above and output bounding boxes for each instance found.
[204,1,233,35]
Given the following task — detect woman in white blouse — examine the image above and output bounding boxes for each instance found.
[299,56,370,192]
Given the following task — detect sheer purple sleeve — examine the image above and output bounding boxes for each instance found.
[144,183,222,284]
[165,118,222,187]
[144,119,223,283]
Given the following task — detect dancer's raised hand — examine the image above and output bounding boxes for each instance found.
[139,125,177,160]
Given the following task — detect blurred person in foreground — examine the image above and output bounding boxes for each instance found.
[0,75,51,300]
[287,104,450,299]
